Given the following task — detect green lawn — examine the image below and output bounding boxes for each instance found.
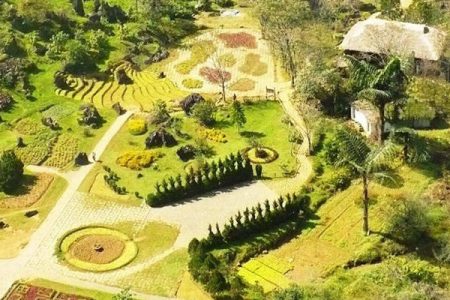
[118,249,189,297]
[88,100,298,201]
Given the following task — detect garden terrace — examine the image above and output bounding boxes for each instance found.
[55,62,187,111]
[83,101,298,202]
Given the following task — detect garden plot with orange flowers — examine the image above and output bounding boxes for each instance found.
[165,29,276,99]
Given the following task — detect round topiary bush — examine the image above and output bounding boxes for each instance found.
[59,226,138,272]
[127,118,147,135]
[243,147,279,164]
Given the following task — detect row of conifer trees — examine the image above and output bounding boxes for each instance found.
[146,152,255,207]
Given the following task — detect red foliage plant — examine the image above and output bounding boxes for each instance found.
[200,67,231,84]
[218,32,257,49]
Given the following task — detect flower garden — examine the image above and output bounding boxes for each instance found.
[166,29,274,96]
[84,101,298,203]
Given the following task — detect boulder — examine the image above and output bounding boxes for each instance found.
[180,93,205,115]
[78,104,102,127]
[112,102,125,115]
[115,69,133,85]
[75,152,89,165]
[0,221,8,229]
[0,92,13,111]
[145,128,177,149]
[176,145,196,162]
[25,210,38,218]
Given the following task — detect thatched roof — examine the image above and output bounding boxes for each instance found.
[340,17,447,61]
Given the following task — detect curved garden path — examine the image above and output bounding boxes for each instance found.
[0,28,315,300]
[0,110,134,298]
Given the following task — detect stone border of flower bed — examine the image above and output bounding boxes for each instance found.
[242,147,279,164]
[58,226,138,272]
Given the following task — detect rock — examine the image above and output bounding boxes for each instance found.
[24,210,38,218]
[177,145,196,162]
[75,152,89,165]
[17,137,25,148]
[145,128,177,148]
[115,69,133,85]
[78,104,102,128]
[0,221,8,229]
[0,92,13,111]
[180,93,205,115]
[112,102,126,116]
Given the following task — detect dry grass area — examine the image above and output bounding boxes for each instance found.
[177,272,212,300]
[267,165,437,283]
[230,78,256,92]
[0,176,67,258]
[239,53,268,76]
[69,234,125,264]
[0,174,54,209]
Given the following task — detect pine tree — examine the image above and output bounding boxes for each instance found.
[0,150,24,193]
[231,100,247,132]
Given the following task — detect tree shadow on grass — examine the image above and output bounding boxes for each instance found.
[240,131,266,139]
[374,171,405,189]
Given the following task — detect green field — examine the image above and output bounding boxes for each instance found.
[86,100,298,201]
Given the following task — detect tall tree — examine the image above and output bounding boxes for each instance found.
[347,56,408,143]
[389,126,429,163]
[257,0,312,87]
[335,127,398,235]
[0,150,24,193]
[230,100,246,132]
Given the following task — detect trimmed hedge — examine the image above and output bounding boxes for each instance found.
[146,152,254,207]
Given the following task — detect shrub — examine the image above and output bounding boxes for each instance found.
[127,119,147,135]
[146,152,253,207]
[317,167,353,193]
[0,92,13,111]
[191,101,217,126]
[14,118,45,135]
[198,127,227,143]
[0,150,24,193]
[148,100,170,125]
[116,150,163,170]
[218,32,257,49]
[103,167,128,195]
[182,78,204,89]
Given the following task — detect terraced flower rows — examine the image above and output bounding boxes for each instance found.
[56,63,187,111]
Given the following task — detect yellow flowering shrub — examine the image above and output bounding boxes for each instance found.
[127,119,147,135]
[198,127,227,143]
[116,150,163,170]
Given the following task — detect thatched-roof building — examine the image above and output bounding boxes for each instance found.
[340,17,449,80]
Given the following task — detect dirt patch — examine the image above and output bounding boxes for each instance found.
[69,234,125,264]
[0,174,54,209]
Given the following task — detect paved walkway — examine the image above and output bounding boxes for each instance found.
[0,110,134,298]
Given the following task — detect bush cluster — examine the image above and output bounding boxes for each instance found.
[127,118,147,135]
[116,150,163,170]
[103,166,127,195]
[182,78,204,89]
[198,127,227,143]
[146,152,253,207]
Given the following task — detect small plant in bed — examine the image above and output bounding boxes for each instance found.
[218,32,257,49]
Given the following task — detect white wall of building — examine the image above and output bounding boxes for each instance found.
[351,107,371,133]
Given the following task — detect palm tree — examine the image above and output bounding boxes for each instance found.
[336,127,398,235]
[347,56,408,144]
[389,127,429,163]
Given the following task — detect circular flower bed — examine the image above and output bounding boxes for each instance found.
[243,147,279,164]
[59,227,138,272]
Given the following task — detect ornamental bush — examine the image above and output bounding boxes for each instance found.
[146,152,253,207]
[198,127,227,143]
[0,150,24,193]
[116,150,163,170]
[127,119,147,135]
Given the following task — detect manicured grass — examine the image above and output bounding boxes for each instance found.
[0,175,67,258]
[88,101,297,201]
[26,278,113,300]
[239,258,293,292]
[177,272,212,300]
[118,249,189,297]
